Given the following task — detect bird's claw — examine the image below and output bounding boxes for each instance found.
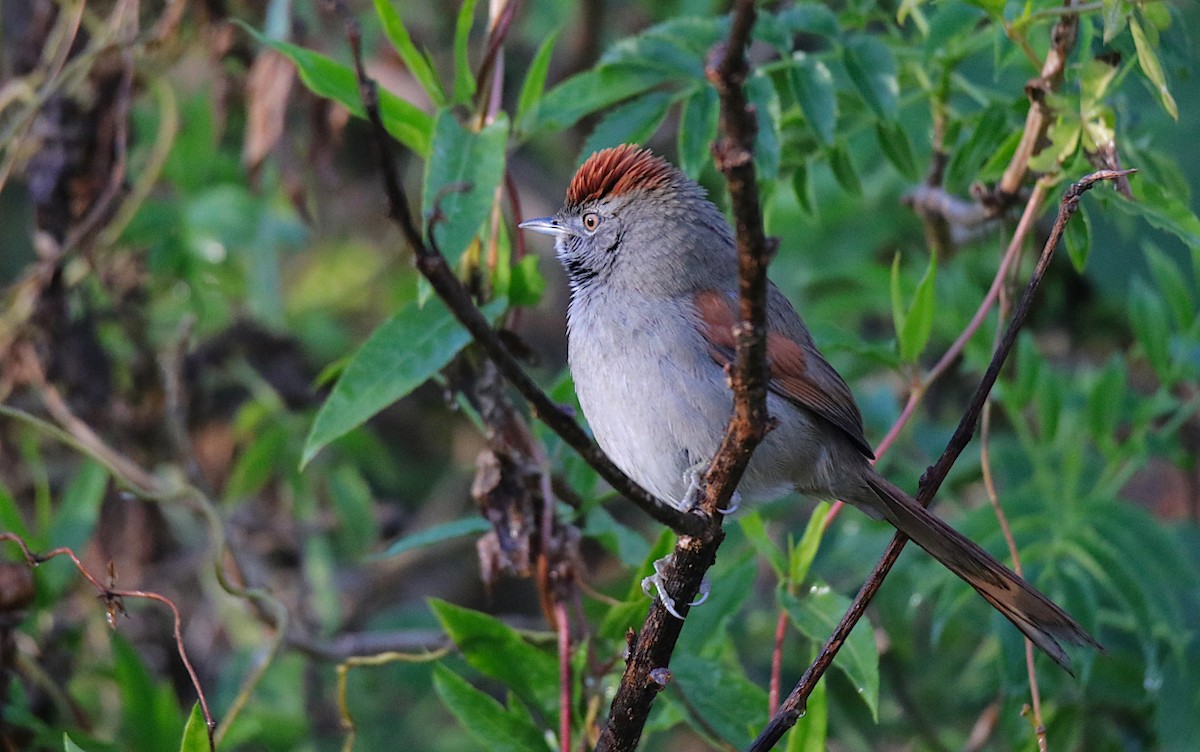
[640,555,712,620]
[680,463,741,516]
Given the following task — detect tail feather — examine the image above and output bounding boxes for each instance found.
[861,473,1101,672]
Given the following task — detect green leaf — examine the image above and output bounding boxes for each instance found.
[242,28,432,156]
[891,252,937,361]
[372,0,446,105]
[422,109,509,265]
[678,85,719,179]
[580,92,674,159]
[748,73,782,183]
[509,254,547,306]
[375,516,491,560]
[1085,356,1126,444]
[784,675,827,752]
[780,585,880,720]
[791,161,814,216]
[826,142,861,195]
[328,465,379,558]
[177,703,209,752]
[739,511,788,581]
[113,635,184,752]
[788,501,830,587]
[669,653,767,748]
[1143,243,1194,330]
[63,736,87,752]
[431,665,552,752]
[1101,0,1127,42]
[302,297,507,466]
[790,54,837,145]
[1130,279,1172,380]
[1130,14,1178,120]
[515,30,560,133]
[599,17,718,77]
[774,3,841,39]
[1106,182,1200,250]
[1064,199,1093,272]
[875,120,918,180]
[534,64,674,133]
[429,599,559,712]
[452,0,479,104]
[42,461,107,599]
[582,506,650,566]
[841,35,898,120]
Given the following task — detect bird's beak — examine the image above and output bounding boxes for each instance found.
[518,216,570,237]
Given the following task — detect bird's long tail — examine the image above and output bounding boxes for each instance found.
[860,473,1101,671]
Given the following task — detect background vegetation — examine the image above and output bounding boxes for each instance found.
[1,0,1198,750]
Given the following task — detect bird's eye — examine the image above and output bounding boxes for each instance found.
[582,212,601,232]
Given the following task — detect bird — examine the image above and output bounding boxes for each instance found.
[519,144,1100,670]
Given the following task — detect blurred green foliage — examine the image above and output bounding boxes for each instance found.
[1,0,1199,750]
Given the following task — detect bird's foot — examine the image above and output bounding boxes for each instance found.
[641,555,711,619]
[680,463,741,515]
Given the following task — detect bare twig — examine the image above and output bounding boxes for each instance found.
[330,4,704,537]
[749,169,1133,751]
[593,1,772,749]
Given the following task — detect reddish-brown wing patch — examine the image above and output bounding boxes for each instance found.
[693,289,874,458]
[567,145,677,208]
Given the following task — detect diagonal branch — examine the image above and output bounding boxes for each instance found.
[748,168,1133,752]
[594,1,772,749]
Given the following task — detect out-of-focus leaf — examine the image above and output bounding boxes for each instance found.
[63,736,87,752]
[678,85,719,179]
[113,635,184,752]
[670,653,766,748]
[739,511,787,581]
[242,28,432,155]
[1101,0,1128,42]
[789,501,830,587]
[225,422,288,499]
[509,254,547,306]
[372,0,446,105]
[774,3,841,38]
[1130,279,1172,380]
[876,120,918,179]
[792,161,814,216]
[1064,199,1093,272]
[1085,356,1126,445]
[177,704,208,752]
[827,142,861,195]
[790,54,837,145]
[785,675,827,752]
[781,586,880,720]
[1143,243,1194,330]
[1105,182,1200,250]
[946,104,1007,191]
[429,599,559,713]
[41,461,107,599]
[422,109,508,265]
[748,72,782,182]
[1130,15,1178,120]
[452,0,479,104]
[583,506,650,566]
[842,35,898,120]
[580,91,674,159]
[599,17,719,76]
[431,665,552,752]
[677,553,758,657]
[329,465,379,558]
[515,30,559,133]
[301,297,506,466]
[375,517,491,560]
[891,252,937,361]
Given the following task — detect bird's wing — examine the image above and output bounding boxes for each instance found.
[693,288,875,459]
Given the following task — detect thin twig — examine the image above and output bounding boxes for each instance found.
[748,169,1133,751]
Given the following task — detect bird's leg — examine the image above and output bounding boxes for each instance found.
[641,555,710,620]
[680,462,741,514]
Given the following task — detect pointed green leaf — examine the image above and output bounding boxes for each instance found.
[432,665,552,752]
[374,516,491,560]
[1144,243,1194,330]
[515,30,560,133]
[788,501,830,587]
[899,252,937,361]
[177,703,209,752]
[678,85,719,179]
[242,27,432,155]
[63,736,87,752]
[534,64,673,133]
[1086,356,1126,444]
[1064,199,1093,272]
[422,109,509,265]
[1130,279,1172,380]
[739,511,788,581]
[784,675,827,752]
[748,72,782,182]
[842,35,898,120]
[580,92,674,159]
[890,252,906,344]
[1105,182,1200,250]
[876,120,918,180]
[452,0,479,104]
[1101,0,1127,42]
[301,297,507,466]
[790,54,837,145]
[373,0,446,105]
[781,585,880,721]
[826,142,861,195]
[509,253,547,306]
[669,653,767,748]
[1130,15,1178,120]
[429,599,559,713]
[791,161,814,216]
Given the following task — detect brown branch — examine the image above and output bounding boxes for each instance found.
[331,4,704,538]
[0,533,216,752]
[748,168,1133,752]
[593,1,772,749]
